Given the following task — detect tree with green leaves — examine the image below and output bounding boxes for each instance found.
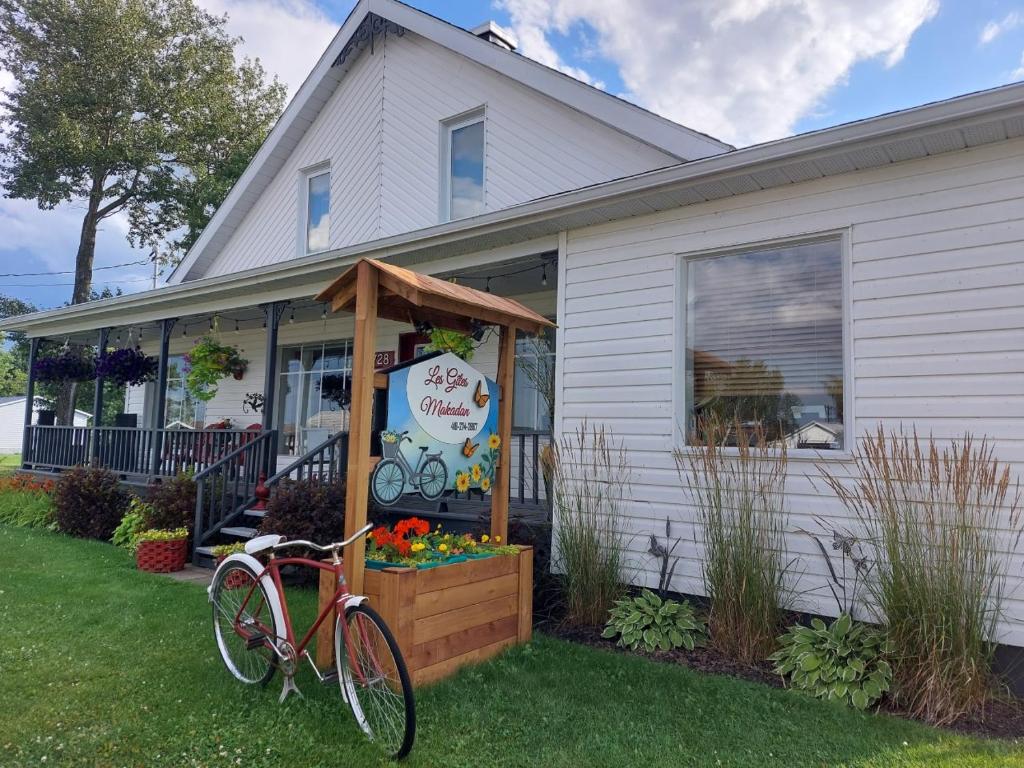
[0,0,287,304]
[0,0,285,422]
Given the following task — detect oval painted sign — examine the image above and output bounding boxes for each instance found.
[404,352,491,443]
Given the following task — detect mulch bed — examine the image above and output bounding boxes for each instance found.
[545,622,1024,740]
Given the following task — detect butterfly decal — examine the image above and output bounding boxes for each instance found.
[462,438,480,458]
[473,380,490,408]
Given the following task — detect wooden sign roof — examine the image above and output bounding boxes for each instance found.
[315,258,555,335]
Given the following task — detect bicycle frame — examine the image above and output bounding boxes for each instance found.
[231,554,362,677]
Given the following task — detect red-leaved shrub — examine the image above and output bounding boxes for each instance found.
[54,466,131,540]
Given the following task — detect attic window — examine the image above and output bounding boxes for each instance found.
[441,110,485,221]
[304,168,330,254]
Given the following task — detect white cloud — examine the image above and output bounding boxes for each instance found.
[980,10,1023,45]
[1014,51,1024,80]
[499,0,938,147]
[198,0,340,95]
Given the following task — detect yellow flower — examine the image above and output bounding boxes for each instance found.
[455,472,470,493]
[488,434,500,450]
[411,542,426,552]
[481,534,489,543]
[480,477,491,493]
[471,464,482,482]
[438,543,448,552]
[495,536,502,543]
[467,539,477,547]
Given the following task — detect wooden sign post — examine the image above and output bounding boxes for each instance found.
[314,258,554,677]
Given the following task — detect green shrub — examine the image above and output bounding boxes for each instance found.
[111,499,152,553]
[769,614,892,710]
[259,477,346,545]
[551,423,629,626]
[675,416,792,663]
[603,589,706,653]
[0,489,55,529]
[54,466,130,540]
[818,427,1023,725]
[147,473,197,534]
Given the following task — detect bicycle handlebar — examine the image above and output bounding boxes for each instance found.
[270,522,374,554]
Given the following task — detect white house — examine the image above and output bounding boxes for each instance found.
[0,397,89,454]
[2,0,1023,648]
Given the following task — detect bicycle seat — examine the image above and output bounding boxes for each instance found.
[417,445,428,452]
[245,534,283,555]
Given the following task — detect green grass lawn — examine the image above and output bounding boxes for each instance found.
[0,454,20,475]
[1,526,1021,768]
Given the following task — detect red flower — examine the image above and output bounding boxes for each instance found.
[395,538,412,557]
[370,526,392,547]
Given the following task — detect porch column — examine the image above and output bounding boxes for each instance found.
[90,327,109,463]
[260,301,287,471]
[21,337,41,468]
[150,318,176,476]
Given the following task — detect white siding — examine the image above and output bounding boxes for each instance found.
[200,30,675,279]
[556,136,1024,645]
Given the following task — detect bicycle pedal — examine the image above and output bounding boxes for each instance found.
[320,669,339,686]
[244,633,268,650]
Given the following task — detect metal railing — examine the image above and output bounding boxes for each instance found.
[192,431,275,554]
[21,424,265,478]
[510,428,552,508]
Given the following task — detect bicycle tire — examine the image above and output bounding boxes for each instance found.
[335,603,416,759]
[210,561,278,686]
[418,456,448,501]
[371,458,405,506]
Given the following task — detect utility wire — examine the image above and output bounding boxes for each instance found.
[0,258,151,278]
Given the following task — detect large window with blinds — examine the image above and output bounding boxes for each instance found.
[684,238,846,450]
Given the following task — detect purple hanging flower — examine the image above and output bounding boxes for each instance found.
[32,349,96,383]
[95,347,158,387]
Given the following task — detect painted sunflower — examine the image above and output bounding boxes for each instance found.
[488,433,501,450]
[471,464,482,482]
[455,472,470,493]
[480,476,491,493]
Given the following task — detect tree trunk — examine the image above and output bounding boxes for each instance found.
[56,182,102,425]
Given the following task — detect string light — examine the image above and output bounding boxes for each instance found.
[181,323,187,338]
[289,308,295,324]
[208,317,214,331]
[485,277,491,293]
[321,303,327,320]
[234,319,240,334]
[541,264,548,286]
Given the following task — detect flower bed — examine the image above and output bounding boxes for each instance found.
[365,517,517,570]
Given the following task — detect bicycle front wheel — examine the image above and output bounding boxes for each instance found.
[211,561,279,686]
[336,604,415,760]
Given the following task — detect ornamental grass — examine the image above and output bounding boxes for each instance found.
[818,427,1023,725]
[675,416,792,663]
[551,422,630,627]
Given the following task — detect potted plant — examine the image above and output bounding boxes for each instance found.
[211,542,249,587]
[135,527,189,573]
[183,334,248,402]
[32,347,96,383]
[95,346,158,387]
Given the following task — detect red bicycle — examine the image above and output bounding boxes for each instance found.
[208,523,416,759]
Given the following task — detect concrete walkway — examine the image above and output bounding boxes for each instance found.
[160,564,214,587]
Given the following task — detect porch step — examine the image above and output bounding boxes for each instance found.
[220,526,259,539]
[195,545,218,557]
[243,508,266,518]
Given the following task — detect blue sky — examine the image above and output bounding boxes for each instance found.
[2,0,1023,313]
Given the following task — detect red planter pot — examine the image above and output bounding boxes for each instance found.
[136,538,188,573]
[215,555,251,589]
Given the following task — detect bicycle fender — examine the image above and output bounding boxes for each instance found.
[208,553,287,642]
[342,594,368,612]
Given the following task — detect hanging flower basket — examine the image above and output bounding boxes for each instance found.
[135,528,189,573]
[95,346,158,387]
[32,348,96,383]
[183,335,248,402]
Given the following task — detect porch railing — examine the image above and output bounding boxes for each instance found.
[22,424,266,478]
[509,428,552,508]
[269,430,349,486]
[193,430,275,552]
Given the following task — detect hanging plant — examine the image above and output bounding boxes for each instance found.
[33,347,96,383]
[425,328,475,361]
[317,374,351,408]
[183,335,248,402]
[96,347,158,387]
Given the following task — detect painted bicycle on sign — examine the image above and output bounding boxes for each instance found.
[371,430,448,506]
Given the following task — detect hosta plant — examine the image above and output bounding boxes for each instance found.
[769,613,892,710]
[602,589,706,653]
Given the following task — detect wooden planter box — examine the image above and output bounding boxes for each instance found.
[317,546,532,685]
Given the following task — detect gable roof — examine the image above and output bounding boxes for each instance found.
[315,257,554,334]
[167,0,731,286]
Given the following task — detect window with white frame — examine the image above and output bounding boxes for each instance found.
[303,168,331,254]
[684,237,846,450]
[513,327,556,432]
[441,110,485,221]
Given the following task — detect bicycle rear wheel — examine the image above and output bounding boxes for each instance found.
[211,561,278,686]
[336,604,415,759]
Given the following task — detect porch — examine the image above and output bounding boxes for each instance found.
[13,249,557,562]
